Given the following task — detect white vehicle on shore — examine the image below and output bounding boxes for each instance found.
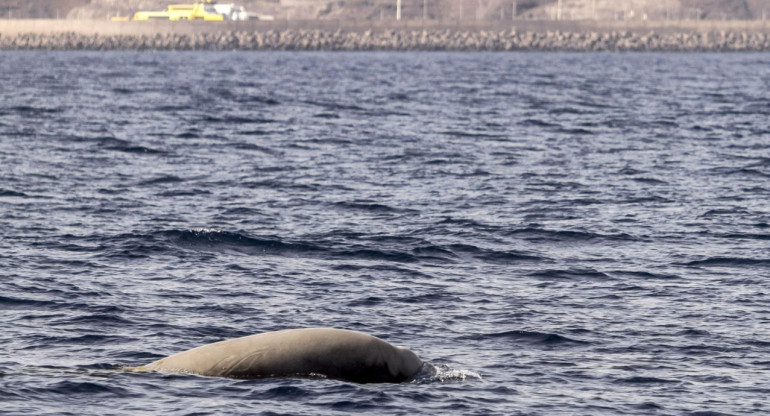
[212,3,274,21]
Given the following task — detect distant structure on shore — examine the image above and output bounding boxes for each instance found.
[2,0,770,22]
[109,1,274,22]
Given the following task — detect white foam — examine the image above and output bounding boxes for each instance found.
[413,363,482,384]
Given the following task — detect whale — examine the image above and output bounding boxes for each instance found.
[129,328,423,384]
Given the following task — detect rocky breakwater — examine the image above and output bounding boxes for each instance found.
[1,29,769,51]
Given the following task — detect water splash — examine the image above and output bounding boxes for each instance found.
[413,363,482,384]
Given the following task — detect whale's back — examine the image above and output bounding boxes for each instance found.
[143,328,422,383]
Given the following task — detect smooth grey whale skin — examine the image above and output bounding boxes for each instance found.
[132,328,423,384]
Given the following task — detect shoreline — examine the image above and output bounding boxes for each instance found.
[1,19,769,51]
[2,30,769,51]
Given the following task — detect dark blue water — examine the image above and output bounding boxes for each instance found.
[1,51,769,415]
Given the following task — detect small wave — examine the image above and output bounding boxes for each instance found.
[243,180,318,191]
[45,380,136,397]
[105,144,164,154]
[690,125,713,132]
[336,248,418,263]
[260,385,311,399]
[632,177,669,185]
[558,127,594,135]
[63,313,134,325]
[682,257,770,268]
[633,402,664,410]
[440,130,507,139]
[148,228,552,266]
[619,167,646,175]
[614,270,681,280]
[176,131,200,138]
[409,245,458,262]
[413,363,482,384]
[616,376,679,384]
[707,167,770,178]
[699,208,749,217]
[574,99,613,109]
[235,95,280,105]
[138,175,185,186]
[621,196,672,204]
[235,129,271,136]
[157,189,211,197]
[744,157,770,168]
[332,201,413,214]
[505,227,640,243]
[528,268,614,281]
[303,100,366,112]
[675,329,710,337]
[347,296,385,307]
[203,115,274,124]
[365,235,423,245]
[446,244,543,263]
[65,334,129,345]
[89,232,180,260]
[744,339,770,347]
[330,264,433,279]
[396,292,459,304]
[387,92,409,101]
[675,344,728,356]
[469,330,590,346]
[152,105,190,112]
[105,228,422,263]
[230,142,277,153]
[94,136,165,154]
[0,295,57,310]
[160,229,323,257]
[220,207,268,217]
[548,107,584,115]
[6,105,63,115]
[0,189,28,197]
[314,112,340,119]
[518,118,559,128]
[437,216,497,230]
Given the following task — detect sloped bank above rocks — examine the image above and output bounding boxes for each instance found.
[1,30,769,51]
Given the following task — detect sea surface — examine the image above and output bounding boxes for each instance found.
[1,51,769,415]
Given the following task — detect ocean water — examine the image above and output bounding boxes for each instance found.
[1,51,769,415]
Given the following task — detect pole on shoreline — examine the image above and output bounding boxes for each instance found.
[396,0,401,21]
[423,0,427,21]
[623,0,628,21]
[512,0,516,20]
